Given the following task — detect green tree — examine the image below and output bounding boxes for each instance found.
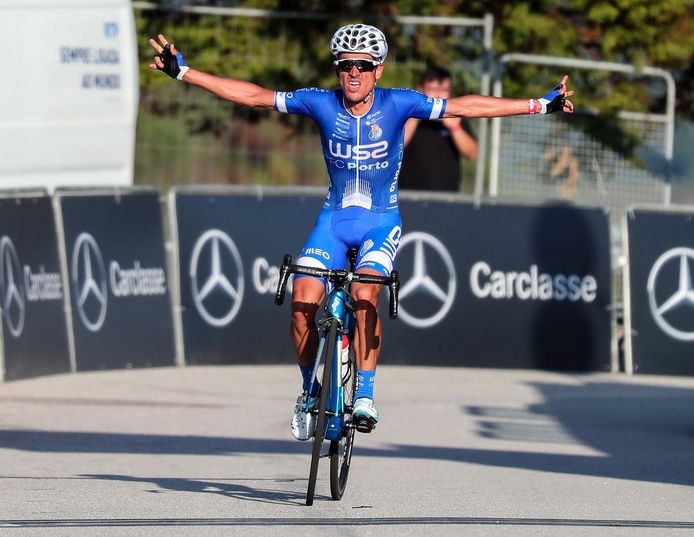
[135,0,693,188]
[455,0,693,117]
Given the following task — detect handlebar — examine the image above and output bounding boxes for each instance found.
[274,254,399,320]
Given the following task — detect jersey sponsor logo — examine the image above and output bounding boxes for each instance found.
[365,110,383,126]
[303,247,331,260]
[368,124,383,141]
[330,159,390,171]
[334,113,350,139]
[296,87,328,94]
[388,144,404,199]
[379,226,401,262]
[328,140,388,160]
[360,239,375,255]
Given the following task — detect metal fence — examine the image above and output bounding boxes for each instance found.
[132,2,493,191]
[489,54,675,215]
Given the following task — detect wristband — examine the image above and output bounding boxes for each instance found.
[177,65,190,80]
[528,99,538,115]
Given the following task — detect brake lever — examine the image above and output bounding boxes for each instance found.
[274,254,293,305]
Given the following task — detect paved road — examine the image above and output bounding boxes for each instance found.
[0,365,693,536]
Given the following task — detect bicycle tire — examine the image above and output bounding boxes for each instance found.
[329,337,356,500]
[305,322,338,506]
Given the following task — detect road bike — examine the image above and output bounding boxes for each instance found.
[275,248,399,505]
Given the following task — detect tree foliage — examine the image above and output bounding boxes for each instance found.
[394,0,692,116]
[140,0,693,114]
[135,0,693,187]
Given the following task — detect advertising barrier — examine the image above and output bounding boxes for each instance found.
[0,192,71,380]
[56,189,176,371]
[392,200,612,370]
[625,207,694,375]
[174,187,612,371]
[173,187,323,364]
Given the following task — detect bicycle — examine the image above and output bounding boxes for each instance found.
[275,247,400,506]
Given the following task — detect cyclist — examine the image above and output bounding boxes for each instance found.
[149,24,574,440]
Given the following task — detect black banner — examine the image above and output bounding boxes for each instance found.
[175,190,322,364]
[0,194,71,380]
[391,200,612,371]
[175,189,612,371]
[627,209,694,375]
[58,190,176,371]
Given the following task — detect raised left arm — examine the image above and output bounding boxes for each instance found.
[444,75,574,119]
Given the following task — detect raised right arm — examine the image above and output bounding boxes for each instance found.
[149,34,275,110]
[181,69,275,109]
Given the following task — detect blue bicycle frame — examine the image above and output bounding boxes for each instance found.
[307,287,355,442]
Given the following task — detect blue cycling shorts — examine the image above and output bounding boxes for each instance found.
[296,207,402,280]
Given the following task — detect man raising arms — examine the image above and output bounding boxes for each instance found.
[149,24,574,439]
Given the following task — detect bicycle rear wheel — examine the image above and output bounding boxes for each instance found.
[329,340,355,500]
[305,322,337,506]
[329,421,355,500]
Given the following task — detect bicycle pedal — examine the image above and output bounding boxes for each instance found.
[354,417,376,434]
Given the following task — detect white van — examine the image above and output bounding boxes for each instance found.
[0,0,138,190]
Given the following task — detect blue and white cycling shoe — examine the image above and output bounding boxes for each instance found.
[353,397,379,433]
[290,392,318,441]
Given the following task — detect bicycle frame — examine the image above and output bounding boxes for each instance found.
[308,286,355,442]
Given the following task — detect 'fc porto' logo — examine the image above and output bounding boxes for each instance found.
[368,124,383,141]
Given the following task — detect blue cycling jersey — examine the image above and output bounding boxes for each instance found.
[275,87,446,212]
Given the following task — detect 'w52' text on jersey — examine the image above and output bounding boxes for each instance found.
[275,87,446,213]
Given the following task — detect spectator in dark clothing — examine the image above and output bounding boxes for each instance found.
[400,64,478,192]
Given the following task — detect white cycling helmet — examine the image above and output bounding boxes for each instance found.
[330,24,388,63]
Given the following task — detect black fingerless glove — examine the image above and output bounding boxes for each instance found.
[538,84,566,114]
[159,44,189,80]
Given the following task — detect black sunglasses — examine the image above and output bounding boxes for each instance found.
[333,59,380,73]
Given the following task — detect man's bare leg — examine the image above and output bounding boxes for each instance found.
[290,277,325,365]
[289,276,325,441]
[351,268,384,431]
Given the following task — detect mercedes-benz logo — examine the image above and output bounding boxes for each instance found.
[189,229,244,327]
[397,231,456,328]
[71,232,108,332]
[0,236,26,338]
[647,247,694,341]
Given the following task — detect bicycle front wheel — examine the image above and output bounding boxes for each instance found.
[305,322,337,506]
